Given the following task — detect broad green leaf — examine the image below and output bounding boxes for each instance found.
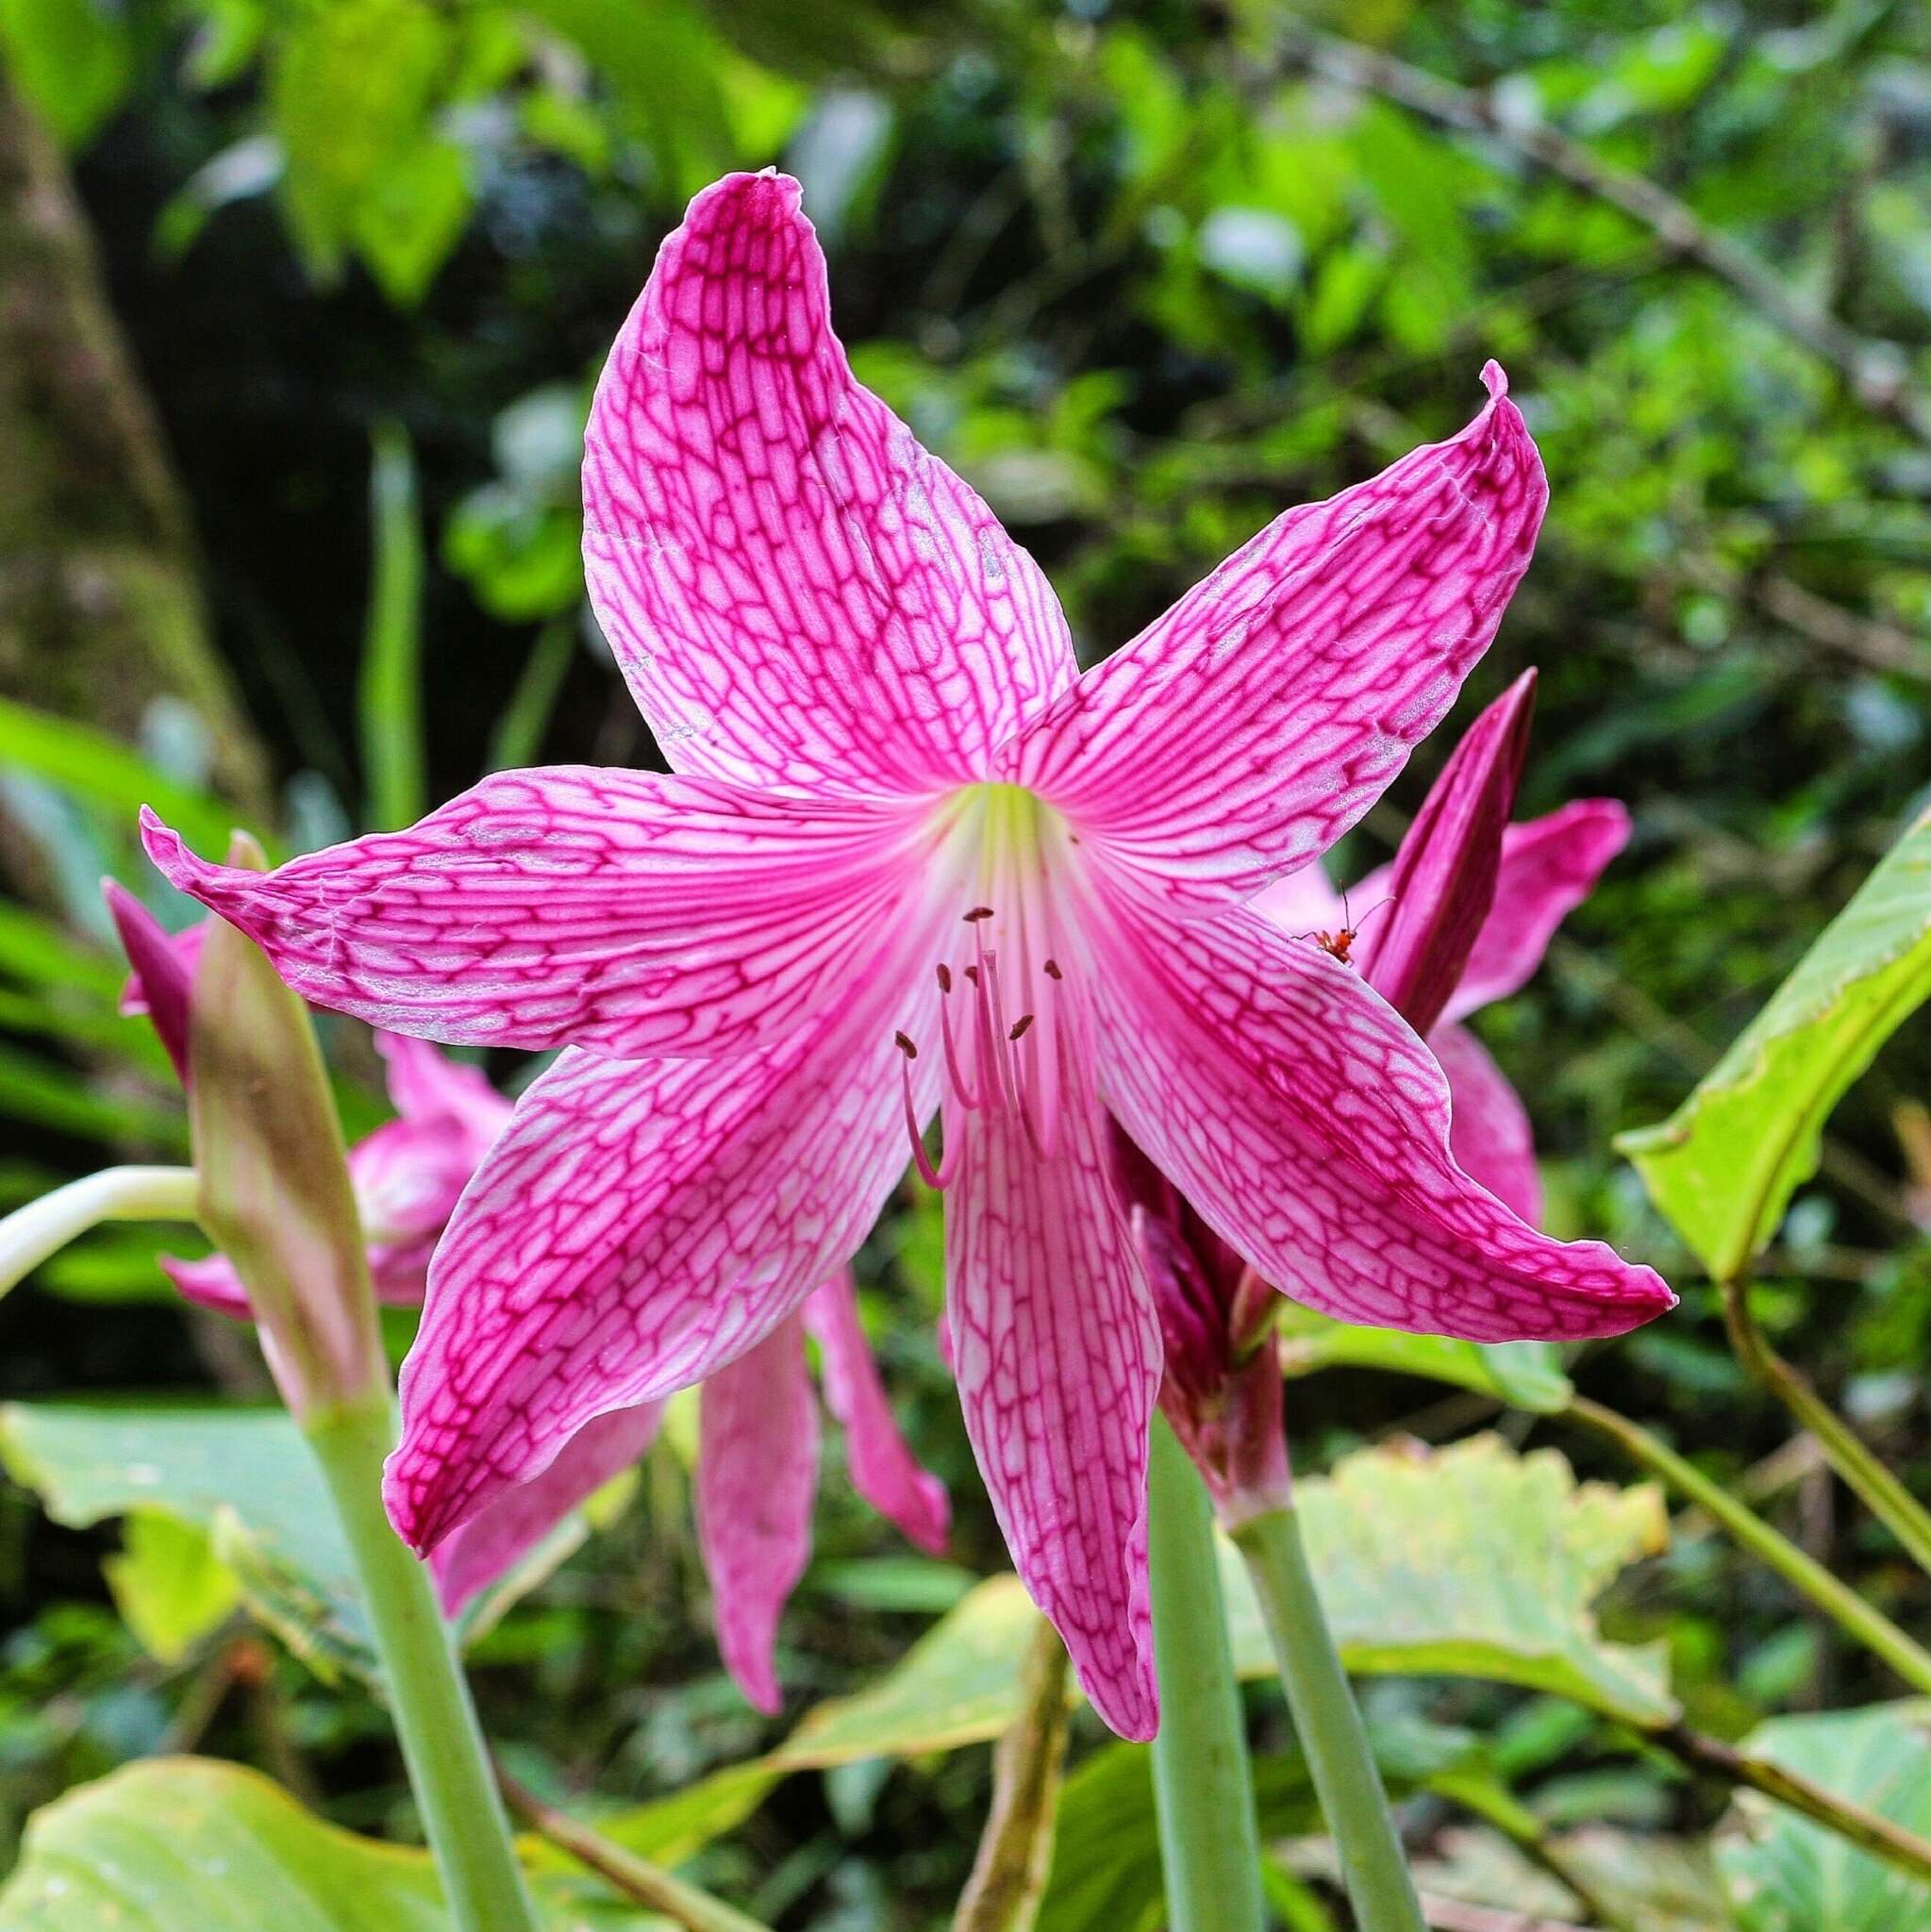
[1277,1306,1573,1413]
[103,1510,241,1664]
[0,1403,370,1672]
[1225,1434,1673,1724]
[1716,1702,1931,1931]
[1620,803,1931,1277]
[0,1756,661,1928]
[1415,1824,1725,1931]
[0,697,248,862]
[0,1403,607,1674]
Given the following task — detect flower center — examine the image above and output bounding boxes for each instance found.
[895,782,1080,1181]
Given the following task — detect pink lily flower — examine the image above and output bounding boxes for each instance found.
[1251,670,1632,1225]
[429,1267,948,1712]
[106,888,511,1317]
[141,172,1671,1739]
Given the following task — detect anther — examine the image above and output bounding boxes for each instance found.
[936,963,952,994]
[963,964,980,985]
[963,906,994,923]
[1042,958,1062,980]
[1009,1014,1034,1042]
[894,1031,917,1058]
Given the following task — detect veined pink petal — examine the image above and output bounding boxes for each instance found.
[1358,671,1536,1035]
[802,1270,949,1557]
[375,1032,513,1147]
[430,1403,663,1619]
[1092,883,1673,1341]
[141,770,931,1058]
[1443,800,1631,1022]
[696,1313,820,1714]
[1430,1021,1542,1225]
[385,970,937,1557]
[996,366,1547,906]
[584,171,1076,794]
[946,1077,1161,1741]
[104,884,197,1084]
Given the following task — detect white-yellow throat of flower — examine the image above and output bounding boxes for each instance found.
[897,781,1084,1179]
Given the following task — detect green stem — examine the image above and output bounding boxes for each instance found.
[1567,1395,1931,1696]
[1232,1505,1425,1932]
[1145,1419,1266,1932]
[0,1164,198,1298]
[307,1392,540,1932]
[1721,1276,1931,1579]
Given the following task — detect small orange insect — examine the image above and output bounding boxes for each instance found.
[1297,889,1393,968]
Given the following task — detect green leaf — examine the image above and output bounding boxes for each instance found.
[0,1402,371,1672]
[103,1510,241,1664]
[1277,1306,1573,1413]
[1224,1434,1674,1724]
[0,1402,605,1674]
[0,697,249,861]
[0,1756,660,1928]
[1716,1702,1931,1931]
[0,0,130,148]
[1620,803,1931,1277]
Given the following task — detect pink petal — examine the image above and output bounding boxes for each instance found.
[1430,1021,1542,1225]
[1357,671,1536,1035]
[104,884,197,1084]
[695,1314,820,1714]
[946,1079,1161,1741]
[1246,860,1346,940]
[140,771,929,1058]
[375,1033,513,1147]
[996,365,1547,905]
[1443,800,1631,1021]
[430,1403,663,1619]
[160,1253,251,1318]
[1091,881,1673,1342]
[385,971,936,1557]
[802,1270,949,1556]
[347,1114,480,1243]
[584,171,1076,793]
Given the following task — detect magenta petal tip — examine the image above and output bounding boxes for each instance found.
[1479,358,1508,398]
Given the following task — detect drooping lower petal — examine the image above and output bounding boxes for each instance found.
[1429,1020,1542,1225]
[1443,800,1631,1021]
[1091,881,1672,1341]
[802,1270,948,1556]
[695,1313,820,1714]
[994,365,1547,907]
[141,770,930,1058]
[160,1253,251,1319]
[945,1074,1161,1741]
[429,1403,663,1619]
[585,171,1075,795]
[385,970,936,1557]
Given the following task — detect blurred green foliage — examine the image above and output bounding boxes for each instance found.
[4,0,1931,1924]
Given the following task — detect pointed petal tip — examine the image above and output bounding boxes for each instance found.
[1081,1660,1158,1742]
[1480,358,1509,399]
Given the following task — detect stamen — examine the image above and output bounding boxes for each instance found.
[894,1031,917,1058]
[935,964,951,994]
[963,906,994,923]
[898,1047,958,1190]
[1043,958,1062,980]
[1008,1014,1034,1041]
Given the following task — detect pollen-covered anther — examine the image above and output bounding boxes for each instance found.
[963,906,994,923]
[1009,1014,1034,1041]
[894,1031,917,1058]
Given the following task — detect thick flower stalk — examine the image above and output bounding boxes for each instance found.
[429,1266,947,1712]
[143,170,1672,1739]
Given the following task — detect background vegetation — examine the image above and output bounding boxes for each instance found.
[5,0,1931,1924]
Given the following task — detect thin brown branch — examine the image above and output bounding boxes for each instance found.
[953,1614,1073,1932]
[494,1761,770,1932]
[1265,25,1931,446]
